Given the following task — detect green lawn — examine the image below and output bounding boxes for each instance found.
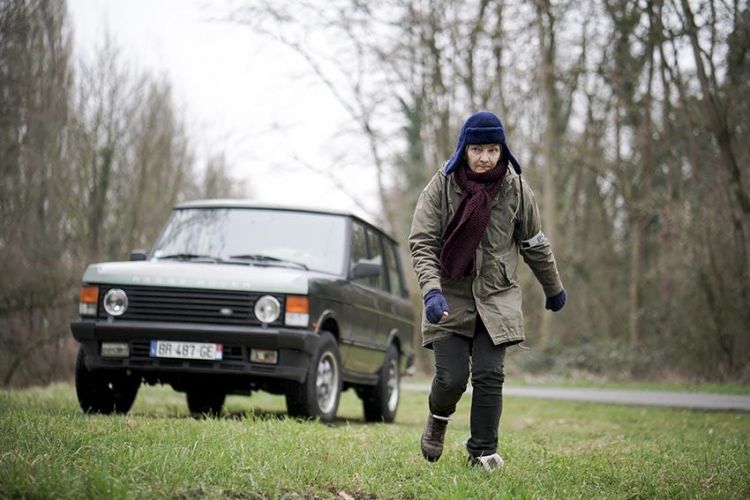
[1,383,748,499]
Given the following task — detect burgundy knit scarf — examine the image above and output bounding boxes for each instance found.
[440,160,508,280]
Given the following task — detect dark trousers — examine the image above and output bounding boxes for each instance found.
[429,318,506,458]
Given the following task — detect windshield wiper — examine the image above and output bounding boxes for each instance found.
[157,253,223,262]
[228,254,309,270]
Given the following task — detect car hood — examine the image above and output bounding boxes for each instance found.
[82,261,337,294]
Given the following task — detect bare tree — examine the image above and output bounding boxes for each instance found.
[229,0,750,381]
[0,0,75,386]
[0,1,244,387]
[5,0,748,384]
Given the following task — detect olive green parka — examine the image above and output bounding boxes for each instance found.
[409,167,563,347]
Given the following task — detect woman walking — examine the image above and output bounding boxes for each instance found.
[409,111,566,471]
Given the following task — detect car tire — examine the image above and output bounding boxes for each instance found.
[360,343,400,423]
[75,345,140,415]
[186,387,226,417]
[285,331,342,422]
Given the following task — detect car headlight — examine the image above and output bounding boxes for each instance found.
[103,288,128,316]
[255,295,280,324]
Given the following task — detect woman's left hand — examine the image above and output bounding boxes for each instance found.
[545,289,566,312]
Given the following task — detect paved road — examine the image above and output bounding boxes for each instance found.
[402,383,750,412]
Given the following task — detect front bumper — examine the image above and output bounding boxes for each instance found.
[71,319,319,383]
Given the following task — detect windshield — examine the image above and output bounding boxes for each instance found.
[151,208,348,275]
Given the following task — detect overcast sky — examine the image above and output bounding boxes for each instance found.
[67,0,381,221]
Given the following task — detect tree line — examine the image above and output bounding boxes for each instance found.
[2,0,746,386]
[0,0,242,387]
[231,0,749,381]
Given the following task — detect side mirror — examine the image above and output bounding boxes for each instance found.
[129,249,148,261]
[351,260,381,280]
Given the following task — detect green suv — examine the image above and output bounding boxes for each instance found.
[71,201,415,422]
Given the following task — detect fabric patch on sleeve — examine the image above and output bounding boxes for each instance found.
[521,231,547,249]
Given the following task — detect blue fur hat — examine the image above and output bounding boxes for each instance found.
[443,111,522,175]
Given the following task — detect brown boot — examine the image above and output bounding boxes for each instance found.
[420,414,450,462]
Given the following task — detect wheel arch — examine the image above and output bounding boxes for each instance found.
[386,328,402,355]
[315,310,340,344]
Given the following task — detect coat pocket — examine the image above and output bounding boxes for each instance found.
[493,257,515,289]
[500,251,519,285]
[477,255,515,297]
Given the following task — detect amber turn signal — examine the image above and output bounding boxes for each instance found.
[79,285,99,317]
[285,295,310,327]
[286,296,310,313]
[79,285,99,304]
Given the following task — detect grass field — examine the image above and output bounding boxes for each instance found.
[1,383,748,499]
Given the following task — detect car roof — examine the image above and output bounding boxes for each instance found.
[174,199,399,243]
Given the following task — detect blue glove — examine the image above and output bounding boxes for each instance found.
[424,289,449,324]
[545,289,566,312]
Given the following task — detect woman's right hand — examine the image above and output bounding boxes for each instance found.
[424,290,449,324]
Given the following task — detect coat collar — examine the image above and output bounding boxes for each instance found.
[446,167,516,205]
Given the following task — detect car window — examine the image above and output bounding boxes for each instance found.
[350,222,369,285]
[365,228,386,291]
[384,240,406,298]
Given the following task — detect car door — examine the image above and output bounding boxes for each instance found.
[363,227,393,350]
[379,235,414,360]
[340,220,385,374]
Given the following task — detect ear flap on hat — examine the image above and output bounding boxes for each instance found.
[444,111,522,175]
[503,144,522,174]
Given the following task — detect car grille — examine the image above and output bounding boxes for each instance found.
[98,285,284,326]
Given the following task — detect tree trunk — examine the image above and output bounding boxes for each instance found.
[630,13,656,348]
[679,0,750,301]
[535,0,560,349]
[628,215,643,347]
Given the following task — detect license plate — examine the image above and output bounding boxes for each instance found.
[149,340,223,360]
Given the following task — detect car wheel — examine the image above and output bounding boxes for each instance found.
[186,387,226,417]
[285,331,341,422]
[75,345,140,415]
[360,343,400,423]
